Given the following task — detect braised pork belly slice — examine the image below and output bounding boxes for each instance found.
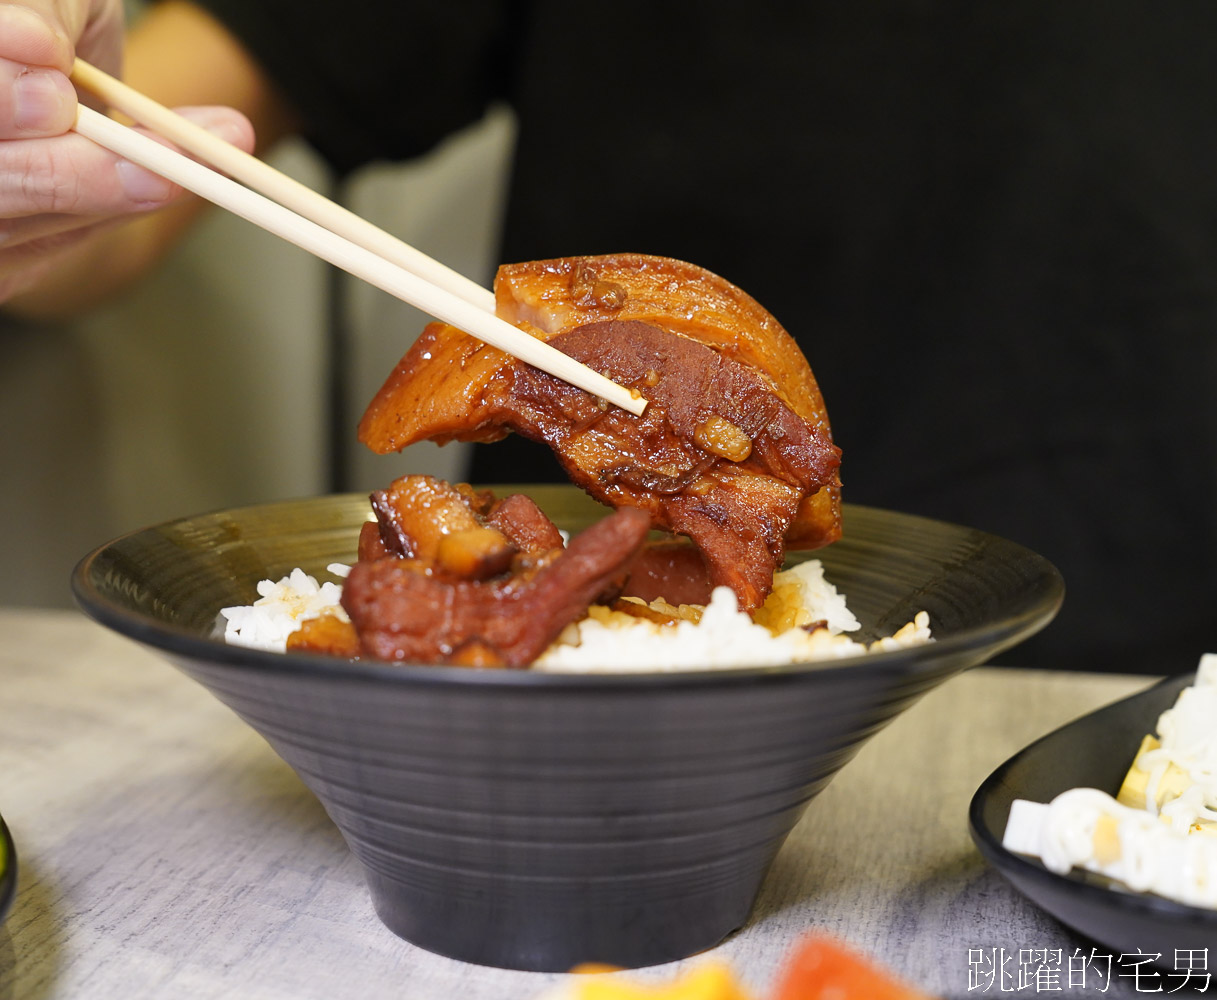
[360,254,841,557]
[495,255,824,426]
[342,504,652,667]
[497,254,841,550]
[359,316,838,610]
[334,475,671,666]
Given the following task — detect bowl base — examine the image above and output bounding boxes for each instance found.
[363,865,761,972]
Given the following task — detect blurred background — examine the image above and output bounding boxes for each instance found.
[4,2,1216,678]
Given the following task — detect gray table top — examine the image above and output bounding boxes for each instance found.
[0,608,1172,998]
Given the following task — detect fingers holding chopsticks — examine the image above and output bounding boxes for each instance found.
[0,0,223,306]
[0,97,253,305]
[0,2,114,298]
[0,1,251,203]
[5,97,252,200]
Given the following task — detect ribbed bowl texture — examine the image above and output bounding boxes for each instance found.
[73,487,1063,971]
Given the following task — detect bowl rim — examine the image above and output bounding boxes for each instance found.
[71,494,1064,690]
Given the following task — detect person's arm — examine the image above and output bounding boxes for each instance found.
[0,0,297,320]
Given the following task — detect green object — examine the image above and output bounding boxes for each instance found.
[0,814,15,922]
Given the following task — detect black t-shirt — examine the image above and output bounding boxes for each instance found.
[188,0,1217,674]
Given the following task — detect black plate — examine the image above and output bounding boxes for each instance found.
[0,812,15,923]
[969,672,1217,960]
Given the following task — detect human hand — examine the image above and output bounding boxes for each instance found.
[0,1,254,304]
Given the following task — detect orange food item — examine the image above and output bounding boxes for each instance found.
[570,964,752,1000]
[286,612,360,658]
[771,935,934,1000]
[557,934,934,1000]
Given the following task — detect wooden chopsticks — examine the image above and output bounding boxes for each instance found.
[69,60,647,417]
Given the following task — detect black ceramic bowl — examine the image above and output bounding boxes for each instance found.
[970,673,1217,963]
[73,488,1062,972]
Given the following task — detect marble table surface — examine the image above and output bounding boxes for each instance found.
[0,608,1189,998]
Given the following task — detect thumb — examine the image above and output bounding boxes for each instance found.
[0,58,76,137]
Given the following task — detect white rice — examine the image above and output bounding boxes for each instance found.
[220,564,350,652]
[219,558,931,669]
[539,560,929,671]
